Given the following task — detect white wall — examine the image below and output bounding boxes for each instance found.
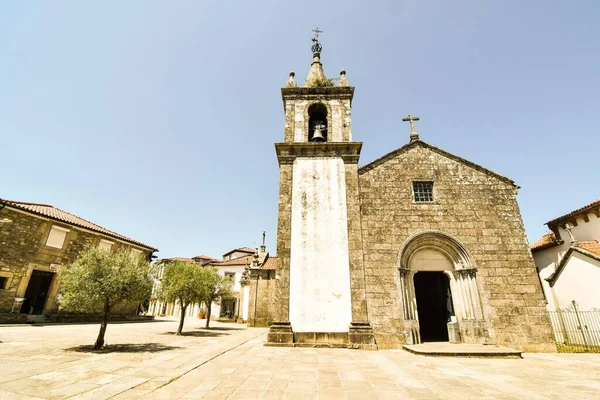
[533,211,600,311]
[289,157,352,333]
[216,265,245,293]
[551,253,600,310]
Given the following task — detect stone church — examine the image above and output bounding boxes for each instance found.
[264,33,555,351]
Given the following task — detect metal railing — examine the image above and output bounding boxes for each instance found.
[548,301,600,353]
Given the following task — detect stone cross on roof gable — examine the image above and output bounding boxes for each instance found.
[402,114,420,142]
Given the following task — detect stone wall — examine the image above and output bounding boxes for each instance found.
[358,142,556,351]
[246,271,276,327]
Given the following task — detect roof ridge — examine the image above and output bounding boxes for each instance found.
[2,199,53,207]
[1,197,157,251]
[50,204,125,238]
[358,140,516,186]
[546,199,600,226]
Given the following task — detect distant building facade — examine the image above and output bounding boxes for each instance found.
[148,245,276,323]
[531,199,600,311]
[0,198,157,319]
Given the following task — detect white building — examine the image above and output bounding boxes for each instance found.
[531,199,600,311]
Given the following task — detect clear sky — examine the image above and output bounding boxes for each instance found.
[1,1,598,259]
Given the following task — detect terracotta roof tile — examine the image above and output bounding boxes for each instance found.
[546,199,600,226]
[223,247,255,257]
[160,257,196,263]
[212,255,253,266]
[530,232,559,252]
[578,241,600,257]
[192,255,219,262]
[1,198,157,251]
[261,256,278,270]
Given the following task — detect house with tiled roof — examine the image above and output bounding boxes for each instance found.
[0,198,157,319]
[530,199,600,311]
[222,247,255,261]
[148,235,276,326]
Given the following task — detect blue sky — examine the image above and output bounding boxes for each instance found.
[1,1,598,258]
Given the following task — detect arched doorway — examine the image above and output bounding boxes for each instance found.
[398,231,484,344]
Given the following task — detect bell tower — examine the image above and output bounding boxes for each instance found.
[267,30,376,349]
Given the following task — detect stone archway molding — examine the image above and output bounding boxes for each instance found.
[398,230,477,271]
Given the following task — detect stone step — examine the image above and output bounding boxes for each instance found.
[403,343,522,358]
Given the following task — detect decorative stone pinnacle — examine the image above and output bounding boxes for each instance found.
[339,68,348,87]
[286,70,297,88]
[304,29,328,86]
[402,114,421,142]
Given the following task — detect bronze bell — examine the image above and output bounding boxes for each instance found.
[311,123,326,142]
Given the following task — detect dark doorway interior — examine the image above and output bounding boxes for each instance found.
[220,299,236,319]
[414,271,454,342]
[21,270,54,314]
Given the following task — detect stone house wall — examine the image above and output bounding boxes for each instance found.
[0,206,151,315]
[358,143,556,351]
[246,270,276,327]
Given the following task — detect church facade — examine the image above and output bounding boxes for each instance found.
[265,34,556,351]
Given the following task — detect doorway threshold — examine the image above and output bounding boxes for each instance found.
[403,343,522,358]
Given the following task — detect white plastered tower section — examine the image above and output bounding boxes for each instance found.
[289,157,352,332]
[268,31,375,348]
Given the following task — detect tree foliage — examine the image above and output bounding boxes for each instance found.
[59,246,152,348]
[158,261,210,335]
[307,77,336,87]
[202,269,234,329]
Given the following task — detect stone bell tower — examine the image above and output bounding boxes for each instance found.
[266,29,376,349]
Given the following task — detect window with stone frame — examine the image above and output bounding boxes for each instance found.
[0,276,7,289]
[99,239,114,252]
[224,272,235,281]
[46,225,69,249]
[413,181,434,202]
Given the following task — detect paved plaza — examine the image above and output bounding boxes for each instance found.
[1,318,599,399]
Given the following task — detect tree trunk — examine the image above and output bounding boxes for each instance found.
[176,302,187,335]
[205,300,212,329]
[94,299,110,349]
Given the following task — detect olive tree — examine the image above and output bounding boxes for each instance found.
[201,268,234,329]
[158,261,208,335]
[59,247,152,349]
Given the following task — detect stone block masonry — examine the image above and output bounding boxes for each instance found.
[358,143,556,351]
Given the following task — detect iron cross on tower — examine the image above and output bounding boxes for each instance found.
[312,27,322,41]
[402,114,420,142]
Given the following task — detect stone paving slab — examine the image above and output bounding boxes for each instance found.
[1,318,600,399]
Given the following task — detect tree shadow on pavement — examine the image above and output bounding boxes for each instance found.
[198,327,245,332]
[163,330,228,337]
[66,343,180,353]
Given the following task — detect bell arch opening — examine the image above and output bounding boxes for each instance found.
[397,231,484,344]
[308,103,328,142]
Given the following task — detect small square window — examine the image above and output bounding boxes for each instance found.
[0,276,7,289]
[224,272,235,280]
[413,181,434,202]
[46,225,69,249]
